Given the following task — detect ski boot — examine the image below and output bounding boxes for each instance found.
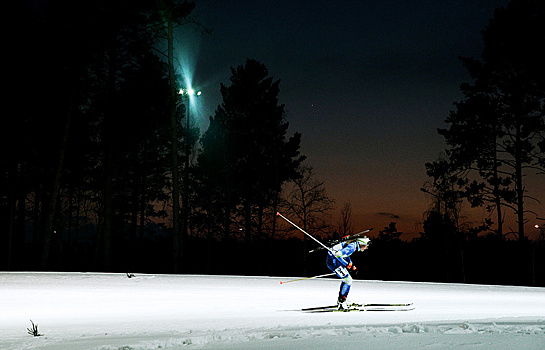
[337,294,349,310]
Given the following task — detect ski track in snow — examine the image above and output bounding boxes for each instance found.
[1,272,544,349]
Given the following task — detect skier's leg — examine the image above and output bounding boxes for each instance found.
[338,274,353,301]
[327,258,353,309]
[336,272,352,309]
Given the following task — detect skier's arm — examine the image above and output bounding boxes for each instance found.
[334,245,354,267]
[334,251,348,266]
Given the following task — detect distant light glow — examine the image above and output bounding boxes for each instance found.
[174,29,208,130]
[179,87,201,97]
[178,86,202,130]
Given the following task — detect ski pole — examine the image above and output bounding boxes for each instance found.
[276,212,334,254]
[279,272,336,284]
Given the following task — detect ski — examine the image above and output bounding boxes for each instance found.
[301,305,338,311]
[302,302,413,312]
[307,306,415,313]
[309,228,373,253]
[353,302,413,307]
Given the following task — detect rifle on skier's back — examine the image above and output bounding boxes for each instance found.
[308,228,373,253]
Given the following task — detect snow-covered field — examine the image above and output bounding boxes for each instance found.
[1,272,544,349]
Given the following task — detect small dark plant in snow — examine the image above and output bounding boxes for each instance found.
[27,319,42,336]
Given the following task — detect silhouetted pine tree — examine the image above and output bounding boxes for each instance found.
[196,59,305,244]
[439,0,545,240]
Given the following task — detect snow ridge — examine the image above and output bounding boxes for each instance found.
[63,322,545,349]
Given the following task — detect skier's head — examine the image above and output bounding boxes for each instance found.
[356,237,371,251]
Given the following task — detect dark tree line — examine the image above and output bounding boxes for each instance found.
[313,0,544,287]
[2,1,305,273]
[419,0,544,285]
[5,0,177,271]
[427,0,544,240]
[1,0,543,287]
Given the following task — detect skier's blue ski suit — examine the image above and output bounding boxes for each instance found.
[326,241,358,300]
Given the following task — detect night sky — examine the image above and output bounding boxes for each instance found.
[174,0,543,238]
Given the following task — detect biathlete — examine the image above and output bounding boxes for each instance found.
[326,236,371,310]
